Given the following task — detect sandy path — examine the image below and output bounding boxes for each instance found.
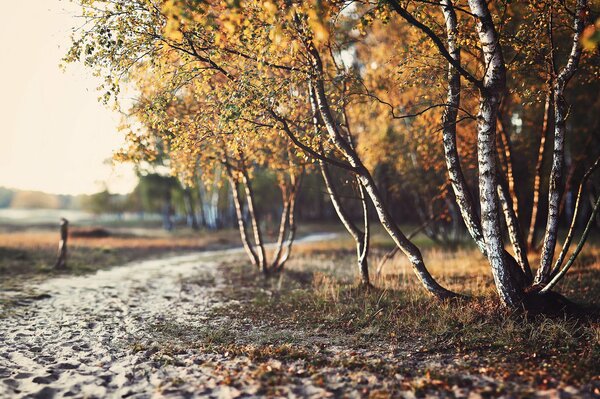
[0,252,228,398]
[0,234,341,399]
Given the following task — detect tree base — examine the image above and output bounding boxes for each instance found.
[521,290,576,315]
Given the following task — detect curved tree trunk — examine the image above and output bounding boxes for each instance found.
[307,72,457,298]
[320,160,370,285]
[270,182,291,269]
[440,0,487,256]
[240,165,268,273]
[541,194,600,293]
[497,173,533,283]
[548,156,600,280]
[224,162,260,268]
[536,0,587,285]
[276,173,301,270]
[309,79,371,285]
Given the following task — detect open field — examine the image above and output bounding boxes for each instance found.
[0,222,342,286]
[0,226,240,287]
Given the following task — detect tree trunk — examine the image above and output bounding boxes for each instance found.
[224,163,259,268]
[541,194,600,293]
[549,156,600,279]
[195,175,208,228]
[536,0,587,285]
[276,172,302,270]
[183,188,199,230]
[497,174,533,283]
[527,89,553,249]
[319,160,370,285]
[308,75,456,298]
[497,113,520,219]
[308,78,371,284]
[440,0,487,256]
[240,165,268,273]
[468,0,524,306]
[270,183,291,270]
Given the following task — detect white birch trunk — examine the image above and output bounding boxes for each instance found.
[440,0,487,256]
[536,0,587,284]
[224,163,259,268]
[468,0,523,306]
[309,76,456,298]
[240,167,268,273]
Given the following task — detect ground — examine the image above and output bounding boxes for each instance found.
[1,226,600,398]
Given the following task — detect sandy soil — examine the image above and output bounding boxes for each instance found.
[0,235,345,398]
[0,248,235,398]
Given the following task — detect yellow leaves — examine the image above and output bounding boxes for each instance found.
[582,18,600,51]
[263,1,277,18]
[161,0,184,42]
[268,25,285,47]
[306,8,329,43]
[223,10,244,34]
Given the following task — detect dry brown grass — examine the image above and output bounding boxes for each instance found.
[215,232,600,386]
[0,227,241,284]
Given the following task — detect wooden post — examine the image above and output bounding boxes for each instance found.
[55,218,68,269]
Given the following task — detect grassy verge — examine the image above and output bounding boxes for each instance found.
[140,237,600,395]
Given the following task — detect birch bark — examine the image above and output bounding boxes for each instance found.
[536,0,587,284]
[440,0,487,256]
[468,0,523,306]
[224,162,259,268]
[306,46,457,299]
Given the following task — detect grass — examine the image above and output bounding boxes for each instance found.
[189,233,600,393]
[3,221,600,394]
[0,221,344,285]
[0,226,241,288]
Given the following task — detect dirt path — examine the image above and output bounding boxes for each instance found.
[0,234,340,398]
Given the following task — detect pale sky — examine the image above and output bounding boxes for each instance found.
[0,0,137,195]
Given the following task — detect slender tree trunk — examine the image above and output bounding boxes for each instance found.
[559,163,576,219]
[497,173,533,283]
[308,76,456,298]
[183,188,199,230]
[536,0,587,285]
[240,165,268,273]
[541,194,600,293]
[376,216,437,277]
[549,156,600,279]
[440,0,487,256]
[468,0,523,306]
[209,165,222,229]
[195,175,208,228]
[357,182,370,284]
[320,160,370,285]
[270,183,291,270]
[277,172,302,270]
[224,163,259,268]
[527,89,553,249]
[497,113,520,218]
[309,81,371,285]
